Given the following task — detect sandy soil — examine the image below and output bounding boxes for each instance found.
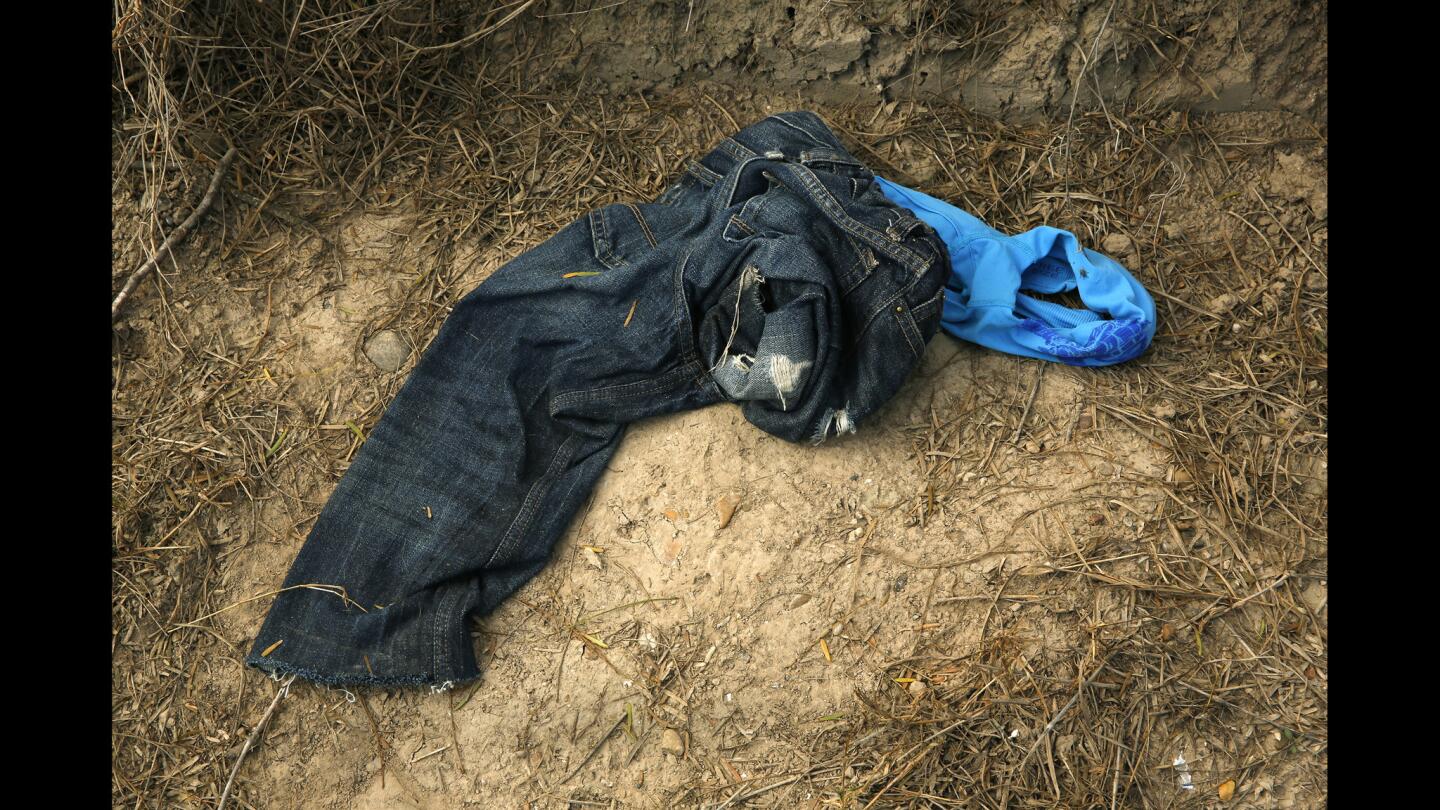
[112,5,1327,807]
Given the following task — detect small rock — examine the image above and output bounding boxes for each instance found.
[580,546,603,570]
[1023,440,1040,454]
[715,494,741,529]
[363,330,409,372]
[788,593,812,609]
[907,680,927,698]
[1101,232,1134,257]
[1163,223,1185,240]
[1087,512,1106,526]
[660,728,684,757]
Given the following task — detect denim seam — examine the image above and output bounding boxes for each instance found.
[687,161,723,185]
[246,656,483,691]
[722,191,773,241]
[673,248,702,368]
[799,148,863,168]
[589,209,625,269]
[432,579,468,680]
[723,215,755,241]
[721,155,773,209]
[624,203,659,248]
[848,287,908,350]
[767,113,832,147]
[482,433,580,571]
[720,138,754,161]
[551,360,706,411]
[838,233,874,295]
[913,287,945,319]
[896,307,924,359]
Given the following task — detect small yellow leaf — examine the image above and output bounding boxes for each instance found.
[893,677,916,683]
[623,300,638,328]
[581,633,609,649]
[563,271,601,279]
[1218,779,1236,801]
[664,509,679,521]
[260,640,283,657]
[819,638,832,662]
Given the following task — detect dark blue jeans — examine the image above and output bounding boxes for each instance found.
[247,112,949,689]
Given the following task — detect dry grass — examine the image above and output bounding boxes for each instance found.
[113,2,1325,807]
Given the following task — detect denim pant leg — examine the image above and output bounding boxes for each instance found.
[246,190,723,688]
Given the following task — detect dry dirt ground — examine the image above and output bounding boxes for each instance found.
[113,5,1326,809]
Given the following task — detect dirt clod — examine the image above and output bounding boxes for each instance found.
[1102,232,1135,257]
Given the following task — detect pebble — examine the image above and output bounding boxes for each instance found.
[715,494,741,529]
[660,728,684,756]
[363,330,409,371]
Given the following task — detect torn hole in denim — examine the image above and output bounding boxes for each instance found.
[811,405,857,444]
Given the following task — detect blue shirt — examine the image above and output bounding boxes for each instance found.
[876,177,1156,367]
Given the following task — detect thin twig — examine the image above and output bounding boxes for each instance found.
[217,674,295,810]
[1021,650,1119,765]
[113,146,237,322]
[1011,362,1047,445]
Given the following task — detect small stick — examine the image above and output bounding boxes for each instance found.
[217,674,295,810]
[1020,650,1119,766]
[112,146,237,322]
[448,690,467,774]
[1011,363,1046,445]
[556,712,626,785]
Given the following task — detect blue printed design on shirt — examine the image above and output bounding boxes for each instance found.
[1018,318,1150,367]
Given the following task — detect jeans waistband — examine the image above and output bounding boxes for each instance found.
[688,115,940,282]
